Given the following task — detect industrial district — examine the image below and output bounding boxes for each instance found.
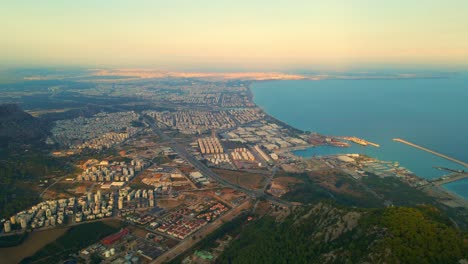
[1,76,467,264]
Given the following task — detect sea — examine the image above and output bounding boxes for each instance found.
[251,75,468,199]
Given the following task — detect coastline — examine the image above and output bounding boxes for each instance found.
[246,80,467,206]
[247,80,305,135]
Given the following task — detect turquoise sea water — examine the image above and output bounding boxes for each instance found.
[443,178,468,199]
[251,76,468,199]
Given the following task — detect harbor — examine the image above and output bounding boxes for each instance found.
[429,173,468,186]
[252,78,468,200]
[338,136,380,147]
[393,138,468,167]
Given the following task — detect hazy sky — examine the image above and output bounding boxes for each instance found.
[1,0,468,70]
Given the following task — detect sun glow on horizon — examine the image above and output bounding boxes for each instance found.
[1,1,468,70]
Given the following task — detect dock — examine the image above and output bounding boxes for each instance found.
[393,138,468,167]
[433,166,466,174]
[339,136,380,147]
[429,173,468,186]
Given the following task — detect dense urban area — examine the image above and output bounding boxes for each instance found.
[0,69,466,264]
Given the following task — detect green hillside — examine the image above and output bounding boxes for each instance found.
[217,203,467,264]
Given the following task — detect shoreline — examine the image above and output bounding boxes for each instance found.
[246,80,467,204]
[247,80,305,134]
[442,178,468,200]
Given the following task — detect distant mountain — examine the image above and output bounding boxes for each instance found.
[0,104,49,145]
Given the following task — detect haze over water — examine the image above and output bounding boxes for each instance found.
[251,75,468,199]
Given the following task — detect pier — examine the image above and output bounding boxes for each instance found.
[338,136,380,147]
[393,138,468,167]
[433,166,466,174]
[429,173,468,186]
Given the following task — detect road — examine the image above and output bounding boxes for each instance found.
[151,200,251,264]
[143,115,291,208]
[39,175,69,198]
[262,166,278,193]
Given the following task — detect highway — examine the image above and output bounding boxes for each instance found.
[393,138,468,167]
[143,115,291,208]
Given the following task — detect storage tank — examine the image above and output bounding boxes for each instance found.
[110,248,115,255]
[104,250,110,258]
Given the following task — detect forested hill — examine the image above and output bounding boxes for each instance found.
[0,104,48,145]
[0,104,58,218]
[218,203,467,264]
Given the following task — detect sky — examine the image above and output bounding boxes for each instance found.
[1,0,468,71]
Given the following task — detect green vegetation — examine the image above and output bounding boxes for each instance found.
[152,154,171,165]
[361,175,468,229]
[281,173,332,203]
[282,172,382,208]
[197,213,248,250]
[362,174,434,206]
[217,204,467,264]
[168,213,249,264]
[20,221,120,264]
[130,120,145,127]
[0,233,28,248]
[0,184,40,220]
[375,206,466,263]
[281,171,447,210]
[0,150,68,218]
[73,147,120,161]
